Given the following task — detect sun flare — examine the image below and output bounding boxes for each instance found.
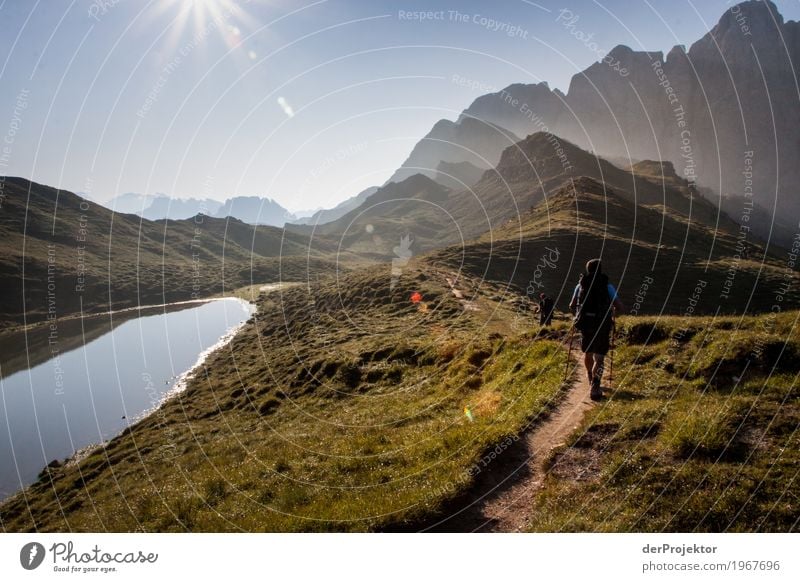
[151,0,254,56]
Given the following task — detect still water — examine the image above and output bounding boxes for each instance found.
[0,298,254,500]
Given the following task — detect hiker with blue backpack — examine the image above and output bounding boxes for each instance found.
[568,259,625,400]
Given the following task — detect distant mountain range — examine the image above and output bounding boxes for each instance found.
[389,0,799,243]
[214,196,295,225]
[0,178,337,327]
[103,189,377,228]
[105,192,287,225]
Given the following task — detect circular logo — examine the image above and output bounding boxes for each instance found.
[19,542,46,570]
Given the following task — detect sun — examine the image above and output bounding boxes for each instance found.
[151,0,254,55]
[182,0,225,20]
[181,0,235,33]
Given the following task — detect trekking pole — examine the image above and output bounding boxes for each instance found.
[563,322,575,383]
[610,316,616,388]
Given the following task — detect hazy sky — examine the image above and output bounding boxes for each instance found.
[1,0,798,211]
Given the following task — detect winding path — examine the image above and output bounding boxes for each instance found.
[417,354,596,532]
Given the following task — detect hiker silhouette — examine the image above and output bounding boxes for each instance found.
[538,292,554,327]
[568,259,625,400]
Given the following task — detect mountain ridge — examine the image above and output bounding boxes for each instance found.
[394,0,800,242]
[0,177,330,327]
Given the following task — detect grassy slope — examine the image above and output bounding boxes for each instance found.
[428,177,796,314]
[0,178,330,327]
[4,132,775,326]
[0,264,566,532]
[2,171,797,532]
[444,132,734,238]
[529,311,799,532]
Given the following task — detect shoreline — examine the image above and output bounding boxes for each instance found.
[0,296,220,338]
[68,296,256,469]
[1,280,301,338]
[0,295,258,503]
[132,298,256,424]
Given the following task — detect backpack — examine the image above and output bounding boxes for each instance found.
[575,272,611,332]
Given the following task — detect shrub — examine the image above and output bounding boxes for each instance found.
[258,398,281,416]
[385,364,403,382]
[621,321,669,345]
[173,496,197,529]
[467,348,492,368]
[335,362,362,389]
[203,478,227,505]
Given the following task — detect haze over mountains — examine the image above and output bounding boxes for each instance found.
[2,0,800,536]
[291,186,380,226]
[3,0,799,328]
[94,0,799,243]
[390,0,800,243]
[104,189,378,228]
[106,192,295,226]
[0,177,336,327]
[388,117,521,184]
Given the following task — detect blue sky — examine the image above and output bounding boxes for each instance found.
[1,0,798,211]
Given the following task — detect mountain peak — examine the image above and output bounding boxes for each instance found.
[720,0,782,30]
[666,44,687,62]
[379,172,449,199]
[604,44,663,64]
[389,172,445,191]
[504,131,586,161]
[692,0,783,55]
[606,44,633,59]
[493,131,598,185]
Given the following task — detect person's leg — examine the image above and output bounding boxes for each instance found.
[592,354,605,385]
[589,354,605,399]
[584,351,594,381]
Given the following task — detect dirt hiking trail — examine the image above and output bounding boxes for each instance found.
[411,352,597,532]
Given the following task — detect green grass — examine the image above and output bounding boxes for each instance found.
[0,264,566,532]
[528,311,799,532]
[3,278,796,532]
[428,178,796,315]
[3,177,796,532]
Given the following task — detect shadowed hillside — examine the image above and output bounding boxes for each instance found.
[428,176,797,315]
[292,132,760,269]
[0,178,335,327]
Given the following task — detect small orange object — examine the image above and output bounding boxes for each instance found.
[410,291,423,303]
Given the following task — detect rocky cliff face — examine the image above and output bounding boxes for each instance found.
[387,116,520,184]
[455,1,799,234]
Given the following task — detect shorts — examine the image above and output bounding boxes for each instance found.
[580,327,611,355]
